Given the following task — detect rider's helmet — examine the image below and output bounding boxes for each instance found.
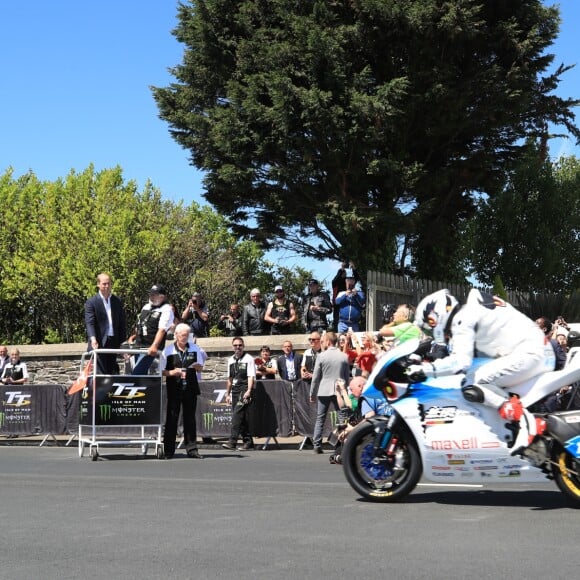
[415,289,459,344]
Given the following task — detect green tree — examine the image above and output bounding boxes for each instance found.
[468,151,580,293]
[152,0,579,280]
[0,166,311,344]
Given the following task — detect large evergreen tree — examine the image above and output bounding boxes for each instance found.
[153,0,579,279]
[469,150,580,293]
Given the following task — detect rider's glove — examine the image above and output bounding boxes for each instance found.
[406,364,427,383]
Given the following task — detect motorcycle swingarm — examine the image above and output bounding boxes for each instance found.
[546,411,580,448]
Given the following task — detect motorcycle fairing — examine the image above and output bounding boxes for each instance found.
[391,383,548,483]
[510,354,580,407]
[359,336,580,483]
[362,339,419,402]
[564,436,580,459]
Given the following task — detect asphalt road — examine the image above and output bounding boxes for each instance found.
[0,444,577,580]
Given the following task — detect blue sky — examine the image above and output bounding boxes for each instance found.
[1,1,579,288]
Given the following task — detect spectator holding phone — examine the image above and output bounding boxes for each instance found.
[181,292,210,338]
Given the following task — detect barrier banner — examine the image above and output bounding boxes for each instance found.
[249,380,293,437]
[37,384,67,436]
[0,384,67,436]
[196,380,292,438]
[1,379,338,440]
[79,376,163,426]
[292,379,340,438]
[197,381,232,438]
[65,391,81,434]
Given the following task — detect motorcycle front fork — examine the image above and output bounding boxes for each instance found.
[372,413,398,456]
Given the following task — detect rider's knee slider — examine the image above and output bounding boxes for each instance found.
[462,385,484,404]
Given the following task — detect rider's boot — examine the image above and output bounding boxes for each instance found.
[498,395,525,448]
[462,385,527,448]
[499,395,524,422]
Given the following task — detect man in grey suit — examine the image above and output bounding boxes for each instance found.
[309,331,351,453]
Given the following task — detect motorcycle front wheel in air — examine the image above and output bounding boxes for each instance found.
[342,421,421,502]
[552,447,580,507]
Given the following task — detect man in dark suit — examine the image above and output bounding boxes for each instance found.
[277,340,302,382]
[84,272,127,375]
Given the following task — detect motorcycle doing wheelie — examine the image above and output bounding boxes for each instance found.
[341,339,580,504]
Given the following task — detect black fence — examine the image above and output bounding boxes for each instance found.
[0,380,341,440]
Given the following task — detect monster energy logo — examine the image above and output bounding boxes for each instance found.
[99,404,112,422]
[0,411,4,428]
[329,410,338,428]
[203,413,214,431]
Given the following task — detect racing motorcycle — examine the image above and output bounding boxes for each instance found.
[342,339,580,505]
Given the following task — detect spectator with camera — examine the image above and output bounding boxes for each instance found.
[556,329,569,352]
[553,316,570,352]
[181,292,209,338]
[1,348,29,385]
[217,303,243,337]
[265,285,297,335]
[242,288,268,336]
[334,272,365,332]
[302,279,332,332]
[338,332,358,371]
[328,376,366,464]
[332,261,361,329]
[535,316,567,370]
[350,331,378,378]
[255,345,278,380]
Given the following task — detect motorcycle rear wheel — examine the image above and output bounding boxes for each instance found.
[552,447,580,507]
[342,420,421,502]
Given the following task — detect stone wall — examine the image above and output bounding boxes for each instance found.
[25,353,233,385]
[12,334,311,385]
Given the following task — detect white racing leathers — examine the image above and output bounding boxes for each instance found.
[423,289,554,408]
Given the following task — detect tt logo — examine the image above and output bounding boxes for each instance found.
[111,383,147,398]
[4,391,32,406]
[213,389,227,403]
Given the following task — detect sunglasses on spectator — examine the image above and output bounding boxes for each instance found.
[308,338,320,342]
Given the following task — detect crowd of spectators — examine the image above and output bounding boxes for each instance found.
[4,268,580,459]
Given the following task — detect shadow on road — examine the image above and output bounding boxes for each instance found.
[357,488,576,510]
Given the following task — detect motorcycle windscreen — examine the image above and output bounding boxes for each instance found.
[362,338,420,401]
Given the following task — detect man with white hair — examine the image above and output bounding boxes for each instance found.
[241,288,267,335]
[161,323,205,459]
